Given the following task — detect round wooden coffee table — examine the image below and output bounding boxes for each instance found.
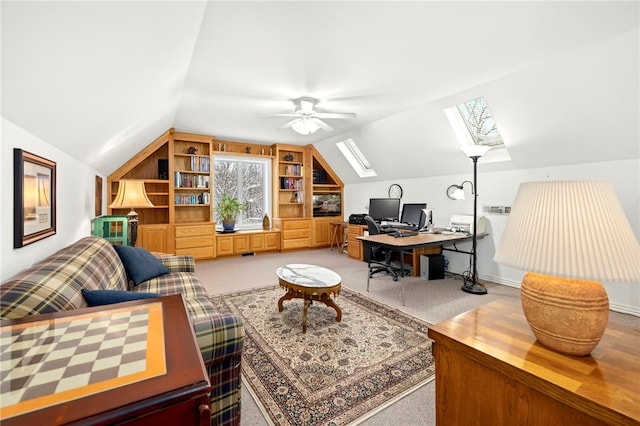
[276,264,342,333]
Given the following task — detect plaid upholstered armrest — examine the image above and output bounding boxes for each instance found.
[186,296,244,365]
[158,255,196,273]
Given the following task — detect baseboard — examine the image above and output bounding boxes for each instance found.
[446,267,640,317]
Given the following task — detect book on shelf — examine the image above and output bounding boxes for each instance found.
[283,164,302,176]
[174,192,210,205]
[174,172,210,188]
[280,177,303,190]
[190,156,210,172]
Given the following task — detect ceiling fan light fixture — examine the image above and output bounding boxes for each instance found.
[291,118,320,135]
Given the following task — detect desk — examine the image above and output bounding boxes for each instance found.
[0,295,211,426]
[357,232,480,305]
[427,299,640,425]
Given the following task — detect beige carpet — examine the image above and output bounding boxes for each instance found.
[210,285,435,425]
[196,248,640,425]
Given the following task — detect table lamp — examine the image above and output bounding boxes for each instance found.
[108,180,154,247]
[494,181,640,356]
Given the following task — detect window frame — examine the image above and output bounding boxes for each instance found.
[336,138,377,178]
[213,154,272,231]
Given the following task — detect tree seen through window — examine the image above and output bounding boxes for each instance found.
[214,156,270,228]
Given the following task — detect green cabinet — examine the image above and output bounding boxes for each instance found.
[92,215,129,245]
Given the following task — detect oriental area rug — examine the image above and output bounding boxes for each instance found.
[209,285,435,426]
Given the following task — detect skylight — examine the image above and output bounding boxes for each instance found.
[336,138,377,178]
[444,96,511,163]
[458,97,503,146]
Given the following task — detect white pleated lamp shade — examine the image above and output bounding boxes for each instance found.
[494,181,640,283]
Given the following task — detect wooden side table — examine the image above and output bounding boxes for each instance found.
[1,295,210,426]
[329,221,348,253]
[427,299,640,426]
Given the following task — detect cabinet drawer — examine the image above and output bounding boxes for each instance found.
[175,236,214,250]
[175,224,215,238]
[175,246,215,259]
[348,241,362,259]
[282,220,309,230]
[283,229,309,240]
[282,238,310,250]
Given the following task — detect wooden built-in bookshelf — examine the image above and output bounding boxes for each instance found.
[108,128,344,257]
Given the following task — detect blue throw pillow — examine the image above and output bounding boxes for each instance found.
[81,289,161,306]
[112,245,170,285]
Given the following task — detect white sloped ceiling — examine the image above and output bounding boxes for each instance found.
[2,1,638,182]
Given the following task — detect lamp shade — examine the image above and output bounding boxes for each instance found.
[494,181,640,283]
[451,187,465,200]
[108,180,154,209]
[460,145,492,159]
[291,119,320,135]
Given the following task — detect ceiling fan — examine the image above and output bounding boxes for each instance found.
[259,98,356,135]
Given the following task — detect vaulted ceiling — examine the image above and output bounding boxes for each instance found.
[2,1,638,184]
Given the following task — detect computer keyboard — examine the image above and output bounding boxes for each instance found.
[381,221,416,230]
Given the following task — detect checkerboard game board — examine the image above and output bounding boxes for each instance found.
[0,302,166,420]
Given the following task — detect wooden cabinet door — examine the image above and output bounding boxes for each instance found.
[265,232,280,250]
[216,235,233,256]
[251,234,265,251]
[139,224,171,253]
[311,218,331,247]
[233,235,250,254]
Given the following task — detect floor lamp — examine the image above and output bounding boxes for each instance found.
[447,145,491,294]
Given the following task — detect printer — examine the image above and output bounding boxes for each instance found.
[449,214,486,234]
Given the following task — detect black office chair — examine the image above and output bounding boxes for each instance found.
[363,215,408,282]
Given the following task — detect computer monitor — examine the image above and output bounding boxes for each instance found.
[368,198,401,222]
[400,203,427,226]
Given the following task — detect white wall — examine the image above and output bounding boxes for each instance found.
[344,158,640,315]
[1,118,105,281]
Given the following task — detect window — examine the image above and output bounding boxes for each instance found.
[214,155,271,229]
[444,96,510,162]
[336,138,377,178]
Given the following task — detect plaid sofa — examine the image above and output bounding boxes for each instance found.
[0,236,243,426]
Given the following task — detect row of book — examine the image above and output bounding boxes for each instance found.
[280,177,303,190]
[174,172,210,188]
[189,156,210,172]
[282,164,302,176]
[175,193,210,205]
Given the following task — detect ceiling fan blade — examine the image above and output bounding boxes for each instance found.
[257,113,300,118]
[312,118,333,131]
[315,112,357,119]
[278,118,300,130]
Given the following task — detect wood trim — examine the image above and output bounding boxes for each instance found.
[108,128,173,181]
[173,132,215,143]
[309,144,344,187]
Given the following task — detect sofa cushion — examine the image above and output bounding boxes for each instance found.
[133,272,209,298]
[81,288,161,306]
[113,245,170,285]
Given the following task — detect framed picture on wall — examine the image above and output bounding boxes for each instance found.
[14,148,57,248]
[95,175,103,217]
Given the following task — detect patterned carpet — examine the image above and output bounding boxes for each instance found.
[210,285,435,426]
